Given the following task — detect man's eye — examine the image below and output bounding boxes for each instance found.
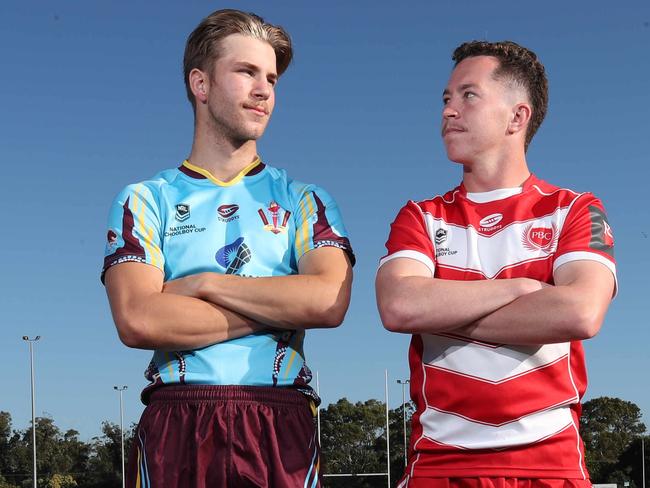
[442,97,450,105]
[464,92,476,99]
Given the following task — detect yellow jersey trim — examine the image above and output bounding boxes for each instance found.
[182,157,262,187]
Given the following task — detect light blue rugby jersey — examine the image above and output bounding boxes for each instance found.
[102,158,354,402]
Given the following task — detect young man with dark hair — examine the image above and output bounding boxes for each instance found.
[376,40,615,487]
[102,9,353,487]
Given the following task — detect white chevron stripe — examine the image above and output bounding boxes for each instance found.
[423,207,571,279]
[420,405,574,449]
[421,334,570,383]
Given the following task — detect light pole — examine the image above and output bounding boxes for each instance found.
[22,335,40,488]
[396,379,410,467]
[113,386,128,488]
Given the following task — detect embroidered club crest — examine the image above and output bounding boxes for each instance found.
[522,223,558,252]
[258,201,291,234]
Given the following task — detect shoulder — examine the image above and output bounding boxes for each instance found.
[112,167,181,201]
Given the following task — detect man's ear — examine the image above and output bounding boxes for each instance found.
[189,68,209,104]
[508,102,532,135]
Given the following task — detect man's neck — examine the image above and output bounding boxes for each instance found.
[461,149,530,192]
[187,124,259,182]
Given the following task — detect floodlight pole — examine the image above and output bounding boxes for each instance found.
[114,386,128,488]
[23,335,41,488]
[396,379,410,467]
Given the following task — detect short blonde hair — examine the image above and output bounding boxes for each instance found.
[183,9,293,109]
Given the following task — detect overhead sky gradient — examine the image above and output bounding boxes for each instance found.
[2,0,649,439]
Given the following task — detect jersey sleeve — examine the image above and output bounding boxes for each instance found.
[101,183,165,283]
[553,193,616,288]
[379,200,436,276]
[292,185,355,266]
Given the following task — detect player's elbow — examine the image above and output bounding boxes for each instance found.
[378,298,414,333]
[114,314,154,349]
[568,305,604,340]
[313,293,350,328]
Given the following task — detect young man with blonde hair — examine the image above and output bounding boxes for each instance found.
[102,9,353,487]
[377,41,616,487]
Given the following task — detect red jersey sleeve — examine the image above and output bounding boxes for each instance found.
[379,200,436,275]
[553,193,616,285]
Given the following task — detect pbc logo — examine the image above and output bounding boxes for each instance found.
[218,204,240,222]
[175,203,190,222]
[522,223,558,252]
[258,201,291,234]
[435,228,448,245]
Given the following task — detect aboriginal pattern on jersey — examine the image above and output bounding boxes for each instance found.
[379,174,616,479]
[102,159,353,404]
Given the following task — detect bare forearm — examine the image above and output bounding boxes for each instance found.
[193,273,351,329]
[111,292,262,350]
[377,275,542,334]
[456,285,606,345]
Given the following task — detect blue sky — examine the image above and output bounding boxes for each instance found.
[1,0,649,439]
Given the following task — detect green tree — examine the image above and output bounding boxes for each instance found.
[387,402,414,487]
[0,412,13,479]
[85,421,135,488]
[319,398,415,488]
[580,396,646,483]
[320,398,387,487]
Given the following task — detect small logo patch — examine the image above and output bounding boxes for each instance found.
[215,237,252,274]
[107,229,118,249]
[175,203,190,222]
[479,213,503,229]
[522,223,557,252]
[218,204,239,219]
[435,228,448,245]
[258,201,291,234]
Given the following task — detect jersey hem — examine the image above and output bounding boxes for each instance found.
[408,467,587,479]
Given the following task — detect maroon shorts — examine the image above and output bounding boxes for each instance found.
[126,385,321,488]
[397,477,592,488]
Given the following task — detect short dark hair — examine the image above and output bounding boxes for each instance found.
[453,40,548,150]
[183,9,293,110]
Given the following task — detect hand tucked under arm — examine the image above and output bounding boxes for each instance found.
[376,257,545,334]
[162,247,352,330]
[455,260,615,345]
[105,262,264,351]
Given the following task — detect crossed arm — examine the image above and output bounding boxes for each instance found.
[105,247,352,351]
[375,257,615,345]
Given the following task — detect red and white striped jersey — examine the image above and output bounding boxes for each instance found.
[379,174,616,479]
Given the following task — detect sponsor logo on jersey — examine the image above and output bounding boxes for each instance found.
[522,223,557,252]
[258,201,291,234]
[588,205,614,256]
[215,237,252,274]
[164,224,206,238]
[175,203,190,222]
[604,221,614,247]
[478,213,503,232]
[435,228,448,245]
[107,229,118,248]
[217,204,240,222]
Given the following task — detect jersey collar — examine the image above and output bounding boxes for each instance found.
[179,157,265,186]
[460,173,538,203]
